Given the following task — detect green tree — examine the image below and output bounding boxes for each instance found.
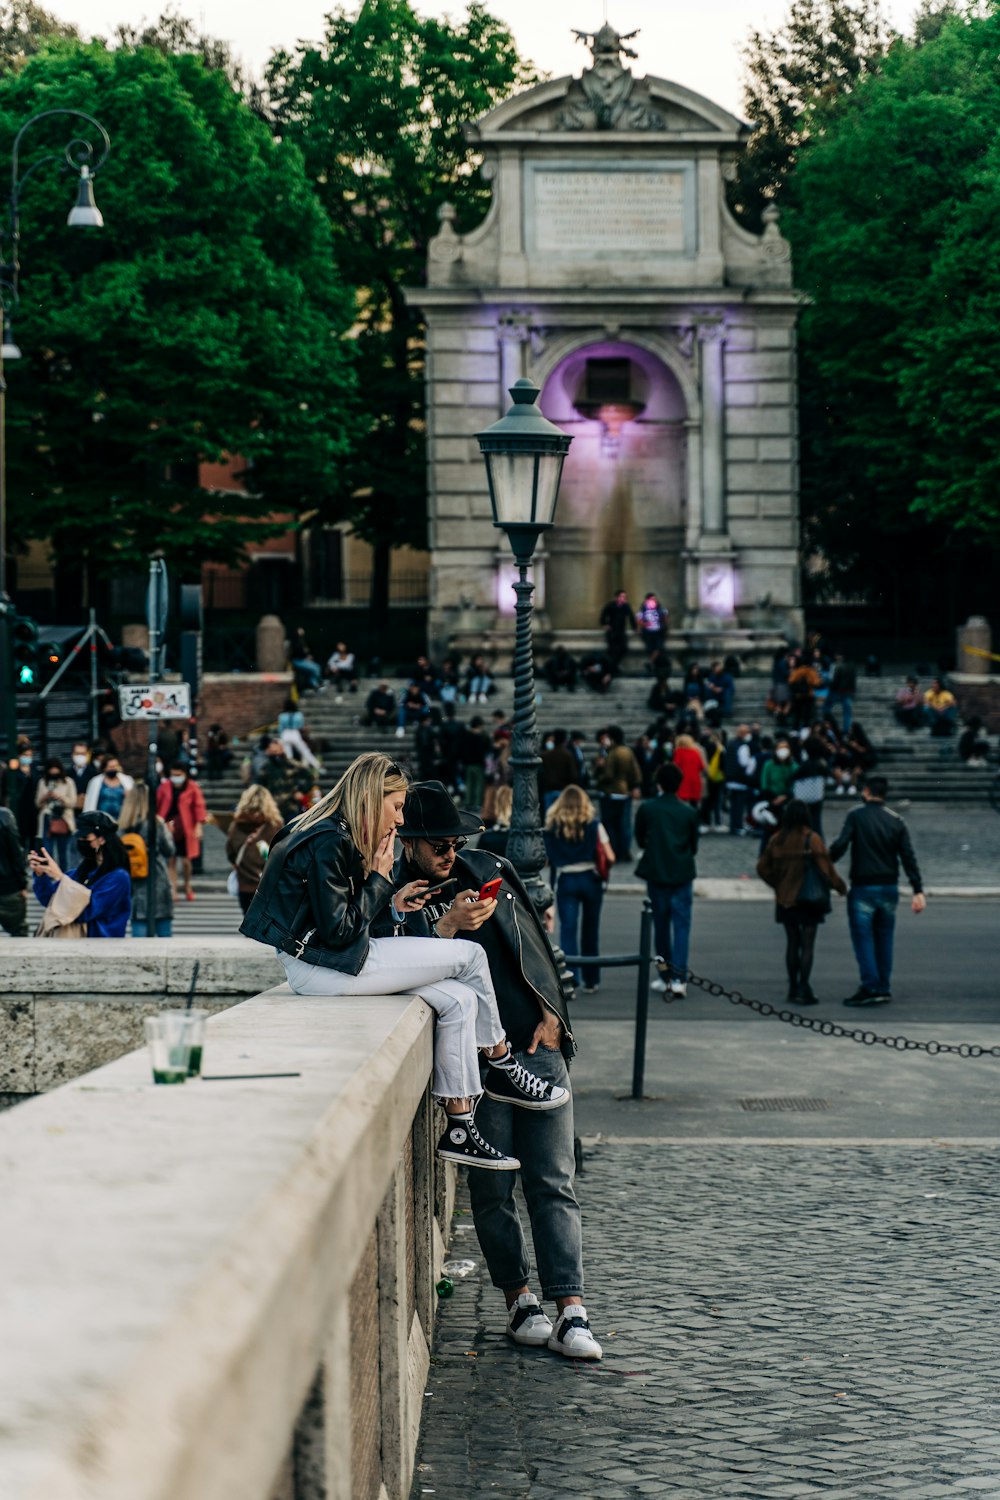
[783,4,1000,622]
[0,40,355,593]
[0,0,78,76]
[266,0,536,629]
[733,0,894,230]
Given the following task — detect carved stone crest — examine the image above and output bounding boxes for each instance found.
[558,23,665,132]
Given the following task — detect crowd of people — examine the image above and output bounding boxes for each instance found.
[0,734,216,939]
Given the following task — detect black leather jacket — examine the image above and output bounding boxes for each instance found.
[239,815,395,973]
[373,848,575,1060]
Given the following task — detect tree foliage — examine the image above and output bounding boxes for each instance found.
[782,3,1000,609]
[0,0,77,76]
[265,0,536,610]
[732,0,894,229]
[0,40,355,581]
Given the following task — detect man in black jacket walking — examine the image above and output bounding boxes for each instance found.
[829,775,926,1006]
[381,781,603,1362]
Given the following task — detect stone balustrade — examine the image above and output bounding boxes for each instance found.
[0,980,450,1500]
[0,938,279,1103]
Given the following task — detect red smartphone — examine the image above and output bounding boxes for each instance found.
[477,876,503,902]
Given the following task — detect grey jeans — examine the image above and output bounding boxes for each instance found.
[468,1044,584,1301]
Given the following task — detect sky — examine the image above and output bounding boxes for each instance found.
[43,0,923,116]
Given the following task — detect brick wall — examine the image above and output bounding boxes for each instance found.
[955,681,1000,733]
[111,673,292,777]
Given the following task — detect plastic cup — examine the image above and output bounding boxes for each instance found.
[145,1013,191,1085]
[174,1009,208,1077]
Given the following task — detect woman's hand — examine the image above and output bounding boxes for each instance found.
[373,829,396,878]
[395,879,430,912]
[29,848,61,880]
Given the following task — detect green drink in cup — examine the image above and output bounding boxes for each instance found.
[160,1008,207,1077]
[145,1013,191,1085]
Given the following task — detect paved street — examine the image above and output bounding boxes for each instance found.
[412,889,1000,1499]
[415,1143,1000,1499]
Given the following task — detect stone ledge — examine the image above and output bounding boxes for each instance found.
[0,986,440,1500]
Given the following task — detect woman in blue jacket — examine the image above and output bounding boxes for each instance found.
[29,808,132,938]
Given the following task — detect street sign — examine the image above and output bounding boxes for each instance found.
[118,682,191,720]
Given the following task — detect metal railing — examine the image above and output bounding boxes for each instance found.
[563,898,656,1100]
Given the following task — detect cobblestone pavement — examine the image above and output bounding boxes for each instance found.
[413,1144,1000,1499]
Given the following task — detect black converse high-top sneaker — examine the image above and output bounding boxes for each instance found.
[485,1056,569,1111]
[436,1115,521,1171]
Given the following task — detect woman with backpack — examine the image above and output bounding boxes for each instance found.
[118,783,175,937]
[756,799,846,1005]
[226,784,284,915]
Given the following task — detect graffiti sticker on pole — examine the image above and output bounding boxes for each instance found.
[118,683,192,720]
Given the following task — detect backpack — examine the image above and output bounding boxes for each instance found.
[121,831,148,880]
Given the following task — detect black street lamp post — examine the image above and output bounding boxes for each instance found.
[0,109,110,757]
[476,378,572,914]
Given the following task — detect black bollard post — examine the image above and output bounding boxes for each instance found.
[631,899,653,1100]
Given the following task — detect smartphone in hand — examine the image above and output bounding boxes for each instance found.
[477,877,503,902]
[421,878,457,903]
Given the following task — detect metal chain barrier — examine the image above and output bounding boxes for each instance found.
[668,967,1000,1059]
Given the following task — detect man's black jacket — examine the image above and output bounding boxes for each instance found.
[829,800,923,892]
[374,847,575,1061]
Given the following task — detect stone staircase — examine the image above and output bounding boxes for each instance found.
[199,672,996,812]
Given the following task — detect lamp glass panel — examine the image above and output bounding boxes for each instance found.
[485,449,565,528]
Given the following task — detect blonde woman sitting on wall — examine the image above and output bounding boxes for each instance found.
[240,752,568,1171]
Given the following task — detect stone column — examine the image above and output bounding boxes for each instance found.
[698,323,728,540]
[957,616,992,676]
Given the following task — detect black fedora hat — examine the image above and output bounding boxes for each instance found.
[398,781,484,839]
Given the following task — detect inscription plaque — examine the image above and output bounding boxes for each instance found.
[532,169,686,255]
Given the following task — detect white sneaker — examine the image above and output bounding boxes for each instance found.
[394,726,405,738]
[670,980,687,997]
[848,785,858,795]
[547,1305,603,1361]
[506,1292,553,1347]
[650,977,668,993]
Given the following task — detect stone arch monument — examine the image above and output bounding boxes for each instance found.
[407,24,804,667]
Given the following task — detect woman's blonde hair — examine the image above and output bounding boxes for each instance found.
[118,782,149,830]
[675,733,697,750]
[292,752,409,872]
[234,784,283,827]
[492,784,513,828]
[544,784,595,842]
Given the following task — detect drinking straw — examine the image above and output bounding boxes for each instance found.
[185,960,200,1011]
[201,1072,302,1081]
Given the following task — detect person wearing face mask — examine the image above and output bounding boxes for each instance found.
[67,743,100,811]
[35,758,78,869]
[761,736,798,808]
[4,738,40,849]
[155,765,207,903]
[28,810,132,938]
[83,757,135,818]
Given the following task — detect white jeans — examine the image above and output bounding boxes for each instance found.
[281,728,320,770]
[279,936,505,1101]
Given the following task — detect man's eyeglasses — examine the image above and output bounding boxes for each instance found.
[427,837,468,856]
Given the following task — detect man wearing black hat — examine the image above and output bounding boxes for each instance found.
[378,780,602,1361]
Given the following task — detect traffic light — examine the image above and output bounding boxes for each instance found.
[12,615,39,688]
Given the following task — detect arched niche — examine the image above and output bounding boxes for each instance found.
[535,339,689,630]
